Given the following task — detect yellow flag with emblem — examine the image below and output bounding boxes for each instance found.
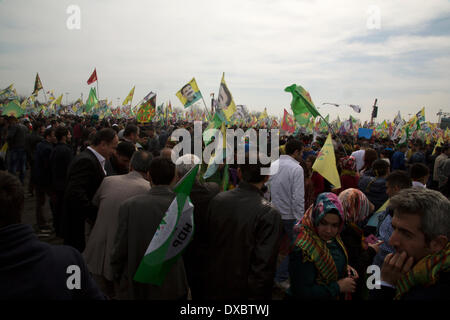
[312,133,341,189]
[122,86,135,105]
[218,73,236,121]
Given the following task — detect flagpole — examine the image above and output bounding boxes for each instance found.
[200,96,212,120]
[318,114,348,157]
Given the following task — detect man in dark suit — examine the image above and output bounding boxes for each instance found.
[111,157,189,300]
[62,128,118,253]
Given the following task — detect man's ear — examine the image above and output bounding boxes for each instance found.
[262,175,269,184]
[429,235,448,253]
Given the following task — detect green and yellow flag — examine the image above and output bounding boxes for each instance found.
[176,78,203,109]
[312,133,341,189]
[85,88,98,113]
[218,73,236,121]
[122,86,135,106]
[285,84,321,119]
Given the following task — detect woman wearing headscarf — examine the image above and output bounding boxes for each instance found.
[335,156,359,195]
[338,188,383,299]
[287,193,358,299]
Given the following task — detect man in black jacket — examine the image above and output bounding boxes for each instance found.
[370,188,450,300]
[34,127,56,234]
[50,126,74,237]
[62,128,118,253]
[0,171,105,300]
[6,116,29,184]
[202,155,283,300]
[176,154,220,299]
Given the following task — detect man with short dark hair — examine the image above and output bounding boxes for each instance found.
[269,139,305,289]
[372,170,412,267]
[84,151,152,299]
[62,128,118,252]
[0,171,105,300]
[111,157,188,299]
[105,141,135,176]
[121,124,141,149]
[370,188,450,300]
[410,163,429,188]
[391,143,407,171]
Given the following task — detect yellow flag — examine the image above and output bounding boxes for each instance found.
[122,86,135,105]
[218,73,236,121]
[54,94,63,105]
[259,108,268,121]
[176,78,203,108]
[433,137,444,155]
[312,133,341,189]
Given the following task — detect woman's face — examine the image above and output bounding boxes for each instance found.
[317,213,341,242]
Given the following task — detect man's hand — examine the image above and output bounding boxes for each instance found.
[381,251,414,286]
[337,277,356,293]
[347,265,359,279]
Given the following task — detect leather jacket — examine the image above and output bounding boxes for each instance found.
[202,181,283,300]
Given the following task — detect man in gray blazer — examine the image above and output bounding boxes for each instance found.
[111,157,189,300]
[83,151,153,298]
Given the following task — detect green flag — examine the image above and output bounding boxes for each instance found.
[85,87,98,113]
[294,112,311,126]
[285,84,321,119]
[134,164,199,285]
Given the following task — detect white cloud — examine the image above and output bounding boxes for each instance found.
[0,0,449,122]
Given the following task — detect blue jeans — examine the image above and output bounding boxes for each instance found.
[7,148,27,184]
[275,219,297,283]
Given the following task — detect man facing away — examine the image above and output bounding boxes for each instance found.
[83,151,153,299]
[111,157,189,300]
[177,154,220,300]
[268,139,305,289]
[202,155,283,299]
[0,171,105,300]
[370,188,450,300]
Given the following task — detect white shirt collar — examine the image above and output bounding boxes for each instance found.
[87,146,106,175]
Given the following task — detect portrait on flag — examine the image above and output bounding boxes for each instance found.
[218,73,237,121]
[176,78,202,108]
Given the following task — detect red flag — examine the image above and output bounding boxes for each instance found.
[281,109,295,133]
[87,68,98,85]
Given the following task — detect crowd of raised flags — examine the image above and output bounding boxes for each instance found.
[1,72,449,146]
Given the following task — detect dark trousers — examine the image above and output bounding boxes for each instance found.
[7,148,27,184]
[49,190,65,237]
[35,186,52,228]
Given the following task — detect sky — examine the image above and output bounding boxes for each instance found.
[1,0,450,123]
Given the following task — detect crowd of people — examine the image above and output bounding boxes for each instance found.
[0,112,449,300]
